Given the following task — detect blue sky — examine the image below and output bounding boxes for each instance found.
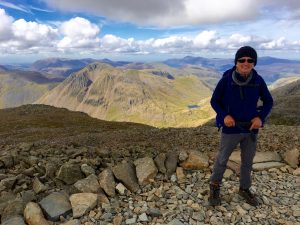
[0,0,300,63]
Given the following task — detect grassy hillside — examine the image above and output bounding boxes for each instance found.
[0,71,59,109]
[36,63,215,127]
[268,79,300,125]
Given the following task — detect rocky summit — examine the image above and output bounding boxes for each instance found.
[0,104,299,225]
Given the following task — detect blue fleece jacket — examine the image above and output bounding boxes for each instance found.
[211,66,273,134]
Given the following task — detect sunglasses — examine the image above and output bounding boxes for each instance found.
[237,58,255,64]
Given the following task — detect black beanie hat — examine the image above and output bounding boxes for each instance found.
[235,46,257,66]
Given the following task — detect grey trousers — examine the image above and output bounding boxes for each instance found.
[210,132,257,189]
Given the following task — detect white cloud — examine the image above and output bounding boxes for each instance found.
[260,37,287,49]
[12,19,57,48]
[193,31,216,48]
[59,17,99,39]
[101,34,139,53]
[0,8,13,41]
[0,9,57,53]
[1,7,300,60]
[215,34,253,49]
[58,17,100,49]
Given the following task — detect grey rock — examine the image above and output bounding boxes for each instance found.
[74,174,102,193]
[230,151,282,164]
[44,162,58,179]
[1,199,25,222]
[165,152,178,177]
[167,218,185,225]
[0,154,14,168]
[81,163,95,176]
[32,177,47,194]
[125,217,137,224]
[134,156,158,186]
[56,163,84,185]
[138,212,148,222]
[253,162,286,171]
[112,161,140,193]
[0,176,17,190]
[98,168,116,197]
[39,192,72,221]
[146,208,162,217]
[2,215,26,225]
[154,153,167,174]
[60,219,81,225]
[178,151,188,161]
[19,190,36,204]
[284,148,299,168]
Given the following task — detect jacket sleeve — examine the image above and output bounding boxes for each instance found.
[258,78,273,121]
[210,77,228,122]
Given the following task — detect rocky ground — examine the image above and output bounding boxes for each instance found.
[0,105,299,225]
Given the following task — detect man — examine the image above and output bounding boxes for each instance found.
[209,46,273,206]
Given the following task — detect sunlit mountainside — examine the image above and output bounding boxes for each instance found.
[268,78,300,125]
[35,62,215,127]
[0,70,60,109]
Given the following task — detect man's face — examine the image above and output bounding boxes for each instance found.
[236,57,255,76]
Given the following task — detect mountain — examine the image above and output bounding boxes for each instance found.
[258,56,300,65]
[0,65,8,71]
[0,70,60,109]
[36,62,215,127]
[164,56,300,84]
[268,77,300,90]
[120,62,220,90]
[31,58,131,78]
[164,56,232,72]
[268,78,300,125]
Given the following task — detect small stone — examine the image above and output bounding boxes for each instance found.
[60,219,81,225]
[125,217,137,224]
[138,213,148,222]
[32,177,47,194]
[113,215,123,225]
[81,164,95,176]
[116,183,127,195]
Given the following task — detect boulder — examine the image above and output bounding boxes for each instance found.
[56,163,84,185]
[253,162,286,171]
[165,152,178,177]
[112,162,139,193]
[69,193,98,218]
[98,168,116,197]
[39,192,72,221]
[134,157,158,186]
[73,174,102,193]
[24,202,51,225]
[154,153,167,174]
[283,148,299,168]
[179,150,209,169]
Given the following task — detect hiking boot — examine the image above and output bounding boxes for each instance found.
[239,188,259,206]
[209,183,221,206]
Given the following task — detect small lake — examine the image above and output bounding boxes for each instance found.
[187,105,200,109]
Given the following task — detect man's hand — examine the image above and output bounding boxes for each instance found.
[224,115,235,127]
[250,117,262,130]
